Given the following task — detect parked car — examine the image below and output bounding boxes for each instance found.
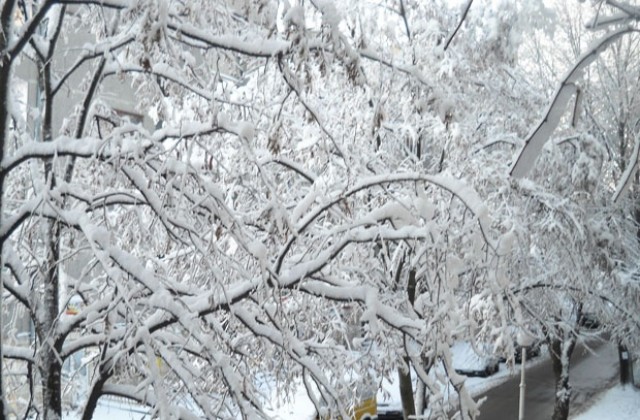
[377,401,403,420]
[513,341,541,363]
[579,312,601,329]
[375,370,410,420]
[494,326,543,364]
[451,342,500,377]
[315,393,377,420]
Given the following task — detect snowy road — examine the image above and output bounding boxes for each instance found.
[475,338,619,420]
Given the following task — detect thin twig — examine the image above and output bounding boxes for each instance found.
[277,57,346,161]
[399,0,411,40]
[444,0,474,51]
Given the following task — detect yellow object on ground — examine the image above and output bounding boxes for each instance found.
[352,395,377,419]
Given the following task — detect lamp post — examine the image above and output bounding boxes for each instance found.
[517,328,535,420]
[519,347,527,420]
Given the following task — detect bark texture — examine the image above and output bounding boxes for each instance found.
[549,333,576,420]
[397,267,418,420]
[0,0,16,415]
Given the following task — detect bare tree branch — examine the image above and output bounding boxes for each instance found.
[444,0,474,51]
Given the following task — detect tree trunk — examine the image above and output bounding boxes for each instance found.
[37,219,63,420]
[414,356,432,416]
[549,333,576,420]
[0,62,8,420]
[41,353,63,420]
[0,3,11,414]
[397,268,418,420]
[35,17,66,416]
[82,366,110,420]
[398,361,416,420]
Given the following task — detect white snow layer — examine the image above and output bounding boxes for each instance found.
[572,386,640,420]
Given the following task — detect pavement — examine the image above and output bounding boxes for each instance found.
[475,337,619,420]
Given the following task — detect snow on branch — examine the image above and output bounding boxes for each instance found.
[2,249,31,306]
[613,134,640,202]
[359,48,433,88]
[1,136,115,174]
[102,63,233,104]
[0,196,43,243]
[510,26,636,178]
[100,383,201,420]
[258,156,318,184]
[275,172,495,274]
[2,346,35,363]
[4,1,55,61]
[167,21,290,57]
[299,281,423,333]
[606,0,640,20]
[586,11,635,30]
[1,117,253,176]
[0,2,547,417]
[53,34,136,96]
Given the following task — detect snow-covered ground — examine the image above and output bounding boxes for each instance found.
[64,399,150,420]
[572,385,640,420]
[75,355,548,420]
[464,346,550,397]
[66,344,630,420]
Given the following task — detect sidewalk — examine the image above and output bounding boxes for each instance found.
[476,338,619,420]
[568,339,619,415]
[572,385,640,419]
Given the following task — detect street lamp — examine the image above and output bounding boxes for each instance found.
[517,329,535,420]
[519,347,527,420]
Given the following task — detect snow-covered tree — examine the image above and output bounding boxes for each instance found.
[0,1,517,419]
[507,1,640,419]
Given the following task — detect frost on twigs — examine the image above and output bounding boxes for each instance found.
[0,1,561,418]
[510,26,634,178]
